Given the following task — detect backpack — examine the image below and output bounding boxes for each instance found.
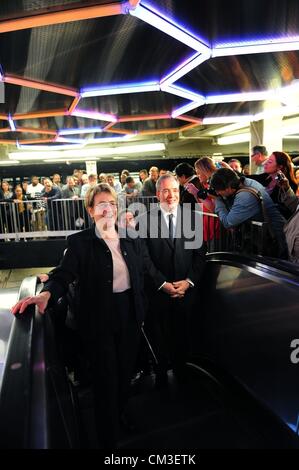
[232,186,280,257]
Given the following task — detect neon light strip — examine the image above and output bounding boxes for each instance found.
[128,0,140,8]
[68,96,81,113]
[18,138,55,144]
[56,137,86,144]
[130,4,210,53]
[165,83,205,102]
[8,114,16,131]
[81,81,160,98]
[160,52,210,87]
[171,101,204,118]
[13,109,67,120]
[138,128,179,135]
[0,3,124,33]
[176,115,202,124]
[212,37,299,58]
[16,142,84,150]
[217,133,250,145]
[118,113,170,122]
[71,109,117,122]
[203,115,254,124]
[103,122,115,132]
[59,127,103,135]
[103,128,136,135]
[205,90,276,104]
[208,122,251,136]
[0,114,7,120]
[10,143,166,159]
[85,135,134,144]
[16,127,57,135]
[4,75,78,97]
[179,122,200,132]
[0,128,10,133]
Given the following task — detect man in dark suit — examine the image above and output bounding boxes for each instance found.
[140,174,206,385]
[174,162,204,208]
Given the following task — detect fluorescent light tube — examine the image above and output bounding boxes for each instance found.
[217,133,250,145]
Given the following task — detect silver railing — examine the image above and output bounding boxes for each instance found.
[0,197,275,257]
[0,198,92,240]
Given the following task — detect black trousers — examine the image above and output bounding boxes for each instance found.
[145,294,192,376]
[90,289,141,448]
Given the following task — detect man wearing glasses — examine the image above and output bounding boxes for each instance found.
[251,145,268,174]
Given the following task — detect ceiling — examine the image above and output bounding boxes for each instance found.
[1,0,299,165]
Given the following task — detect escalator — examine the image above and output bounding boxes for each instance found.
[0,276,80,449]
[0,287,18,386]
[0,254,299,449]
[118,253,299,448]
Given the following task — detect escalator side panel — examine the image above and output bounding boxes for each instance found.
[194,261,299,431]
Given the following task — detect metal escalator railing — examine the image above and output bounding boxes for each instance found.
[0,276,43,449]
[0,276,80,449]
[186,359,299,448]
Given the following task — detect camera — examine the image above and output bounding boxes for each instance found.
[275,172,284,182]
[197,186,217,200]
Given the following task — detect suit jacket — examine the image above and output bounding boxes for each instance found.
[140,205,206,310]
[42,225,146,342]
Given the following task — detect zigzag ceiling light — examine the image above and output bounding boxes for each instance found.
[0,0,299,149]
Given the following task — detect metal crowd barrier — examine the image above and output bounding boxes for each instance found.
[0,198,92,240]
[0,197,273,257]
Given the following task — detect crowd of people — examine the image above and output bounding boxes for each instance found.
[10,146,299,448]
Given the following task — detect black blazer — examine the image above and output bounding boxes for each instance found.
[42,225,146,342]
[248,173,298,219]
[140,206,206,308]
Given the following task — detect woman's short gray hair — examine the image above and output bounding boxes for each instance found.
[84,183,117,209]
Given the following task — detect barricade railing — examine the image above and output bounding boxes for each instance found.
[0,198,270,257]
[0,198,92,240]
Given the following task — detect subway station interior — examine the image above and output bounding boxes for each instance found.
[0,0,299,451]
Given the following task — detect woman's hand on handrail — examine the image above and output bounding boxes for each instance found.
[11,291,51,315]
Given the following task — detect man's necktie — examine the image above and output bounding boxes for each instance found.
[168,213,174,240]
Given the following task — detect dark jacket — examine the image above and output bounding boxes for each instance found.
[140,206,206,310]
[141,178,156,197]
[42,225,146,342]
[248,173,298,219]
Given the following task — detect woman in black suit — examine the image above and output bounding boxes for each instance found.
[11,183,146,448]
[248,151,298,219]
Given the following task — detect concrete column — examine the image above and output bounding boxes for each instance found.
[85,160,97,175]
[249,100,283,171]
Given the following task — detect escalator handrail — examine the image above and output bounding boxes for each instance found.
[186,358,299,447]
[0,276,46,449]
[206,252,299,286]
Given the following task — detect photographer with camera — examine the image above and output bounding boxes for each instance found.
[184,157,221,242]
[248,151,298,219]
[185,157,223,212]
[210,168,288,258]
